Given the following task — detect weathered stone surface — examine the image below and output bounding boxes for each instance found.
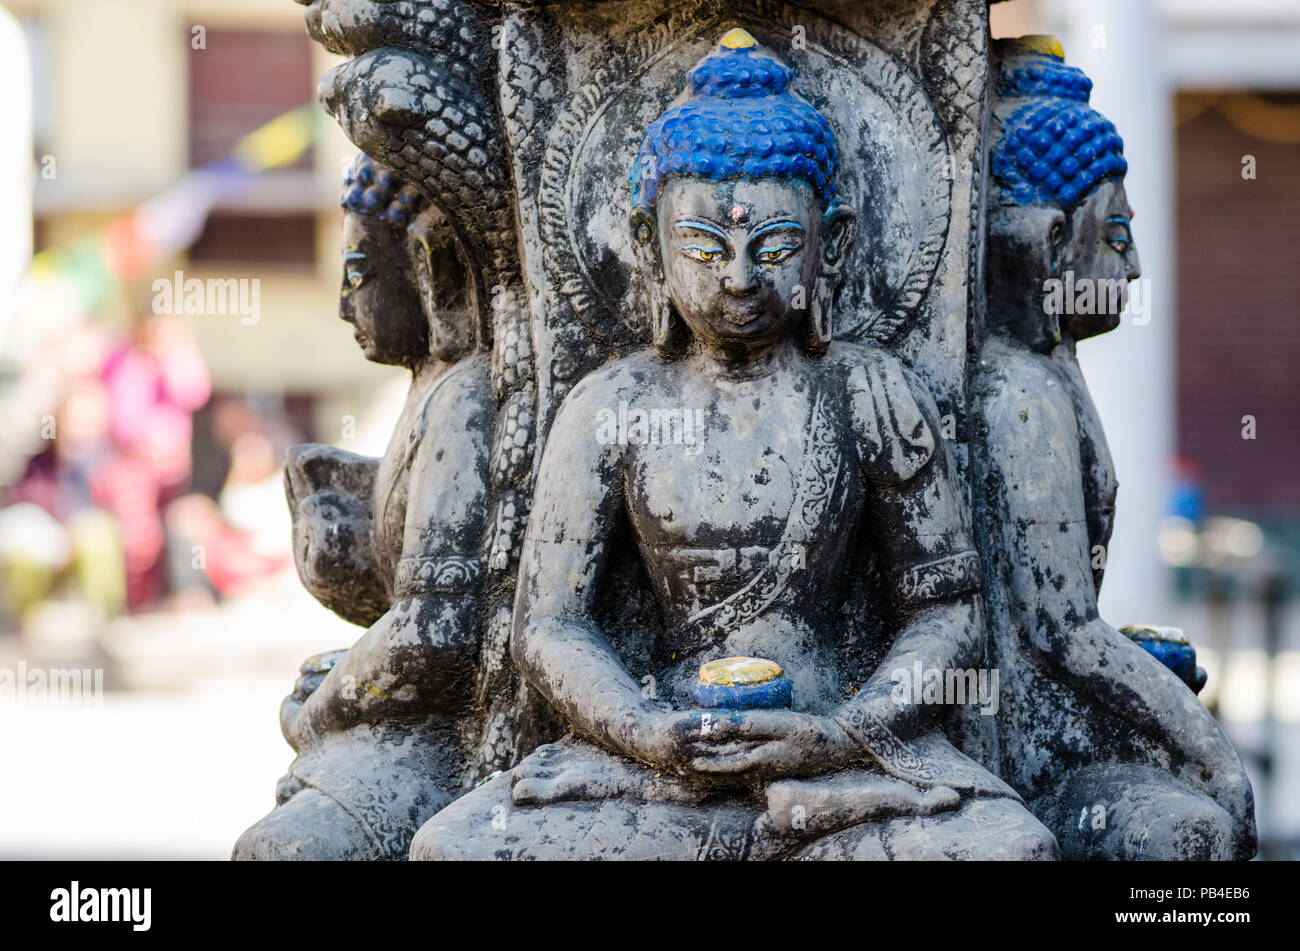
[236,2,1255,861]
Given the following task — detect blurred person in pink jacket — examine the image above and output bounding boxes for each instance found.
[97,314,211,608]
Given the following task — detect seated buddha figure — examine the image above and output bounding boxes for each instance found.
[410,31,1057,861]
[234,155,494,860]
[974,38,1255,860]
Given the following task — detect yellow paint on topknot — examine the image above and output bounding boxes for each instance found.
[1014,34,1066,59]
[719,28,758,50]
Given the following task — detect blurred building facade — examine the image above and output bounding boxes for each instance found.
[5,0,406,448]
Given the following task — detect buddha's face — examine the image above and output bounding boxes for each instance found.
[1061,177,1141,339]
[652,177,822,355]
[340,212,429,367]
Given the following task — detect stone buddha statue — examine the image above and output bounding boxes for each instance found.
[234,155,495,860]
[973,38,1255,860]
[408,31,1057,861]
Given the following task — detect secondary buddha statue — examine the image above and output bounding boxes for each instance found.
[234,156,494,860]
[973,38,1255,860]
[408,32,1058,860]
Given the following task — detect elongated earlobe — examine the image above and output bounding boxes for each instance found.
[630,208,683,356]
[821,204,858,271]
[1048,215,1067,277]
[807,289,833,354]
[409,209,479,359]
[805,204,858,353]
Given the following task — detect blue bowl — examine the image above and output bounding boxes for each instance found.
[690,676,793,709]
[1119,625,1206,694]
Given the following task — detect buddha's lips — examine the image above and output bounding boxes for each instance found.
[716,301,766,326]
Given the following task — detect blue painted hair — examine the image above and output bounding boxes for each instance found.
[992,52,1127,211]
[631,37,839,212]
[340,153,428,229]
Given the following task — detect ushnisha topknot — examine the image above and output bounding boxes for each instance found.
[340,153,429,230]
[992,39,1127,212]
[995,35,1093,103]
[631,28,840,212]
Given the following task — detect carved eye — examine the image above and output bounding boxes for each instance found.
[754,244,798,265]
[682,244,725,263]
[1105,218,1132,256]
[347,271,365,289]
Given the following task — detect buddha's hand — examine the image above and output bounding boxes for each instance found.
[676,710,860,781]
[284,445,386,627]
[279,693,303,750]
[629,710,731,774]
[278,650,347,751]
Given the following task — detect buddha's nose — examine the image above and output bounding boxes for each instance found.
[721,257,757,296]
[1126,241,1141,282]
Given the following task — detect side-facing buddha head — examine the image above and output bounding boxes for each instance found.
[629,29,856,359]
[339,154,475,369]
[988,37,1141,350]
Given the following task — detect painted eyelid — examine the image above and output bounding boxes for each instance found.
[750,221,804,239]
[673,220,728,241]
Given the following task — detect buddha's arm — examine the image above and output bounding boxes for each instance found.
[981,369,1252,816]
[836,438,984,744]
[832,355,985,758]
[511,377,666,762]
[295,367,492,737]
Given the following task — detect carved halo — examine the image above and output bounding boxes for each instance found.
[538,1,953,347]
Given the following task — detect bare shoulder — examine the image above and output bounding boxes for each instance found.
[427,351,493,409]
[975,338,1077,442]
[553,347,670,424]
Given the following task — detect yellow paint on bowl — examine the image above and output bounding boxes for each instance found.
[698,656,782,686]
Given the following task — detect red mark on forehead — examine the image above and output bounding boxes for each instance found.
[728,204,751,223]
